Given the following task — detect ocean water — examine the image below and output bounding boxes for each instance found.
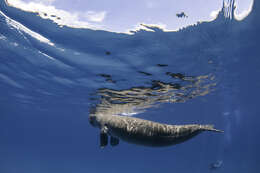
[0,0,259,173]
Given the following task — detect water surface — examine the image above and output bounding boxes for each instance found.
[0,1,259,173]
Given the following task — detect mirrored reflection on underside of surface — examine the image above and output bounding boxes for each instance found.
[91,72,216,117]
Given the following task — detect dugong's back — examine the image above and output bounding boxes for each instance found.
[105,115,222,147]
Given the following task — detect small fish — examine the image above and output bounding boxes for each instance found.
[210,160,223,170]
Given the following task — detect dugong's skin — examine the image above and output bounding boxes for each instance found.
[89,114,223,147]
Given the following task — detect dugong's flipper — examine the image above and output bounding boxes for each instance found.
[110,136,119,146]
[100,126,108,148]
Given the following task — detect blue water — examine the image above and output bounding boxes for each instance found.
[1,0,259,173]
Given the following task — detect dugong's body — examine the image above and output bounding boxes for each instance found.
[89,114,223,147]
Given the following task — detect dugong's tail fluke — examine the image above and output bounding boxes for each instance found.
[201,125,224,133]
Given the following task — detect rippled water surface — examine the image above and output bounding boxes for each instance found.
[1,0,259,173]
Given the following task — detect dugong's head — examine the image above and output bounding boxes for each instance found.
[89,114,99,127]
[89,107,100,127]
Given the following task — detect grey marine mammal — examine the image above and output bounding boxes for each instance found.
[89,113,223,148]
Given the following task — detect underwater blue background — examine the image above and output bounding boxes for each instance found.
[0,0,259,172]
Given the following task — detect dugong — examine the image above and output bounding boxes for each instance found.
[89,113,223,148]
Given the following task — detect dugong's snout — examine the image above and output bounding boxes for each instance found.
[89,115,99,127]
